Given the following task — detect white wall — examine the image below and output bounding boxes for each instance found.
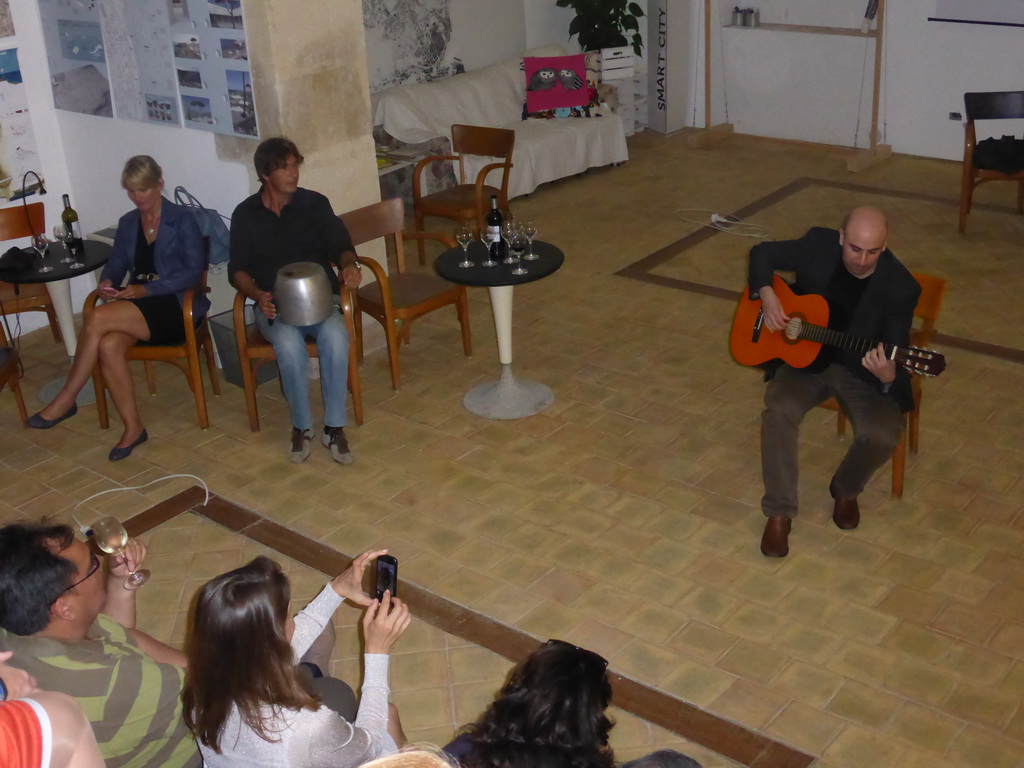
[884,0,1024,160]
[524,0,578,51]
[659,0,1024,159]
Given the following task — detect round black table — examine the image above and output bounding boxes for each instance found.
[2,240,112,356]
[2,240,111,402]
[435,240,564,419]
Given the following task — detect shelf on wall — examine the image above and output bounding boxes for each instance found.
[724,23,877,38]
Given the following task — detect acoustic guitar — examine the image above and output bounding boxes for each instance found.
[730,276,946,377]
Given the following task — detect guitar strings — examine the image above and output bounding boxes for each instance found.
[675,209,772,239]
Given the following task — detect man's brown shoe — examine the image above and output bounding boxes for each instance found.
[830,479,860,529]
[760,516,791,557]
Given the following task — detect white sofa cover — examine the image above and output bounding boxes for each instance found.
[372,46,629,199]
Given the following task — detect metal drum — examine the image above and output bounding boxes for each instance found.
[273,262,335,327]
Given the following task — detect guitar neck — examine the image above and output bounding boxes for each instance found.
[797,322,889,357]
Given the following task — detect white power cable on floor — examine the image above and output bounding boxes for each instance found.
[70,473,210,535]
[675,208,772,239]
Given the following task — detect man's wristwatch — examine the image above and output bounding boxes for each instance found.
[0,676,8,701]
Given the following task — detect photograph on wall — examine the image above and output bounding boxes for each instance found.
[58,20,106,62]
[226,68,255,135]
[173,32,201,59]
[181,93,212,124]
[0,48,43,200]
[177,67,202,88]
[220,37,246,60]
[363,0,457,90]
[145,92,178,123]
[0,0,14,39]
[39,0,112,117]
[208,1,242,30]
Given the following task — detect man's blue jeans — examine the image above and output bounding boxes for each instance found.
[256,309,349,431]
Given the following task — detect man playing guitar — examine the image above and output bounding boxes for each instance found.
[747,206,920,557]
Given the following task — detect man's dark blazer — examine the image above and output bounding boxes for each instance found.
[747,227,921,413]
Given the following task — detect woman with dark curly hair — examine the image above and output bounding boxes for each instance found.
[444,640,615,768]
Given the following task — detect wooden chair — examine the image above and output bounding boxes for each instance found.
[0,202,62,343]
[959,90,1024,233]
[412,124,515,264]
[343,198,471,391]
[820,272,947,499]
[0,332,28,426]
[232,285,362,433]
[83,268,220,430]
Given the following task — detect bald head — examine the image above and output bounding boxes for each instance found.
[839,206,888,278]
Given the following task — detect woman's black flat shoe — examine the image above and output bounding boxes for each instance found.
[108,430,148,462]
[27,404,78,429]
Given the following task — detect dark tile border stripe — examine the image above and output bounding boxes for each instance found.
[126,488,813,768]
[616,176,1024,365]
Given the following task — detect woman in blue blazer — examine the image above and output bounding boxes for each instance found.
[28,156,207,461]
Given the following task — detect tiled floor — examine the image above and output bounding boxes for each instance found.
[2,131,1024,768]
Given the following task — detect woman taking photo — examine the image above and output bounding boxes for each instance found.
[27,155,207,461]
[183,550,409,768]
[445,639,615,768]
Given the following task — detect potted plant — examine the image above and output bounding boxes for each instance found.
[555,0,645,56]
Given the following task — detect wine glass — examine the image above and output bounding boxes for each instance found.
[481,231,497,268]
[33,236,53,273]
[509,230,528,276]
[53,225,83,269]
[523,221,539,260]
[501,219,518,264]
[89,516,150,589]
[455,225,474,268]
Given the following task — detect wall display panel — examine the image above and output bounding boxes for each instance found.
[39,0,256,137]
[0,48,42,198]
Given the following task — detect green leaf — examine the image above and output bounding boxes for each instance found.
[628,2,645,18]
[622,16,639,32]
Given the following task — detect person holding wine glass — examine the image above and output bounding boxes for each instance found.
[183,551,409,768]
[0,522,200,768]
[26,155,207,462]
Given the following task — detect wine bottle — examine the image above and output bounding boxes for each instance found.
[485,195,504,261]
[61,194,83,248]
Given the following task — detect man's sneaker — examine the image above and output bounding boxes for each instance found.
[289,427,314,463]
[322,426,354,465]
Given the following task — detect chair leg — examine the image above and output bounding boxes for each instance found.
[456,289,472,356]
[7,375,27,426]
[144,361,157,395]
[836,411,847,436]
[959,175,975,233]
[415,208,427,265]
[891,427,906,499]
[45,306,63,344]
[384,320,401,390]
[201,333,221,396]
[93,367,110,430]
[187,349,210,430]
[241,357,261,432]
[348,345,363,426]
[353,307,365,364]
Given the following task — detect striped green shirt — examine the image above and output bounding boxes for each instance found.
[0,615,200,768]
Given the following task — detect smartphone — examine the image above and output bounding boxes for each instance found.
[374,555,398,601]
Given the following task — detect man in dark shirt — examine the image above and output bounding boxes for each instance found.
[229,137,362,463]
[747,207,921,557]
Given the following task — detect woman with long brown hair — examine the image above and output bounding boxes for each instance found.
[183,550,409,768]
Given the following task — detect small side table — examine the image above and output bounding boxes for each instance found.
[435,241,564,419]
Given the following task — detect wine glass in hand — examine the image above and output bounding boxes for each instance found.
[455,225,474,268]
[90,516,150,589]
[33,236,53,273]
[523,221,538,260]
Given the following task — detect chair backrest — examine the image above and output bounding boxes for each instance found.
[451,124,516,159]
[964,91,1024,122]
[0,202,45,242]
[910,272,947,347]
[340,198,407,273]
